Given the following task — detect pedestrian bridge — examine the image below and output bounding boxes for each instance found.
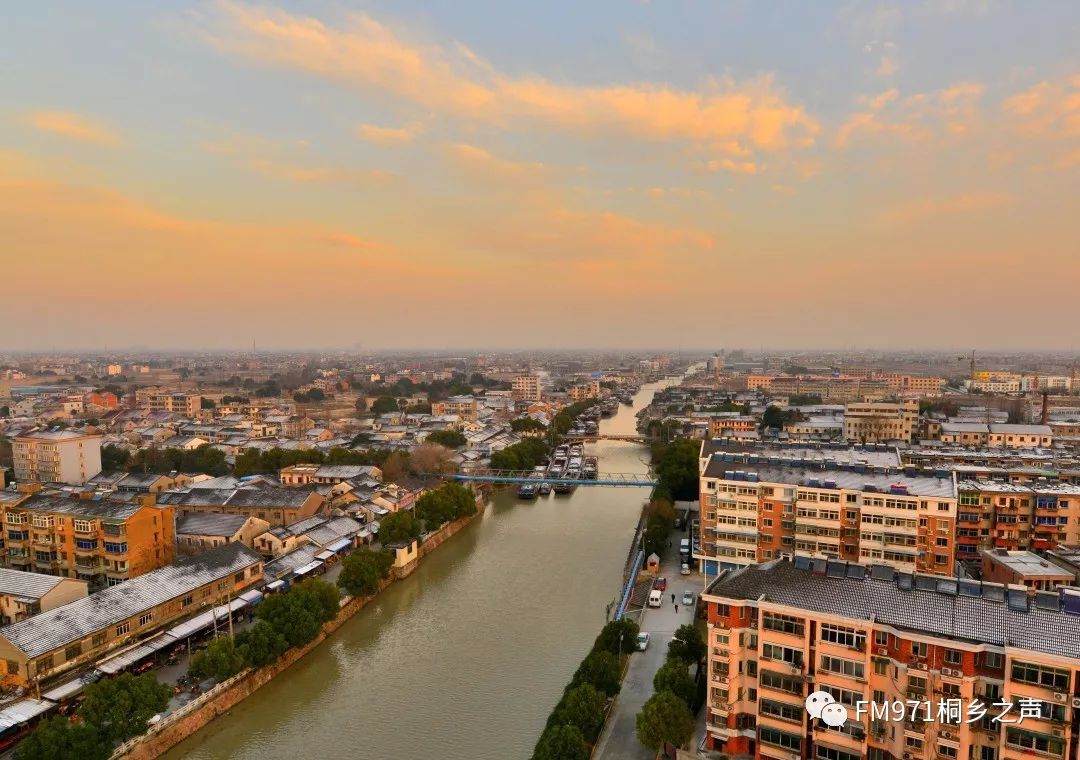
[562,434,648,443]
[454,470,657,487]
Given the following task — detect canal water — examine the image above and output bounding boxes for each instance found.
[165,378,678,760]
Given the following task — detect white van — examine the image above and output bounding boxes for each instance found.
[648,589,663,608]
[679,538,690,555]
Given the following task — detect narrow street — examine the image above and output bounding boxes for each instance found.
[594,548,705,760]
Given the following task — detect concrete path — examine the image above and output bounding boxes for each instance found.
[594,549,705,759]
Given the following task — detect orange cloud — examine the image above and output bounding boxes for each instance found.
[246,158,394,186]
[836,82,984,147]
[356,123,419,144]
[204,3,817,158]
[883,192,1011,225]
[22,110,121,146]
[442,143,546,181]
[1002,73,1080,138]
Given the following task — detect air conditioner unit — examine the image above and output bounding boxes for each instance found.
[876,647,889,656]
[946,668,961,677]
[903,753,914,760]
[1053,692,1068,703]
[1052,728,1065,738]
[1072,697,1080,709]
[719,676,729,684]
[913,662,927,670]
[941,730,954,740]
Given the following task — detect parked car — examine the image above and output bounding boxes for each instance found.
[680,563,691,575]
[654,577,667,592]
[648,589,663,608]
[636,632,651,651]
[682,591,695,606]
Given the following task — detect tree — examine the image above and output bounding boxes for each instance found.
[380,451,410,482]
[533,724,589,760]
[354,397,368,414]
[338,547,394,597]
[189,637,245,682]
[424,429,467,448]
[200,397,216,409]
[291,578,340,623]
[235,620,288,668]
[14,717,110,760]
[379,510,422,544]
[651,439,700,501]
[256,586,328,648]
[571,650,621,696]
[635,690,695,751]
[551,684,607,743]
[643,520,668,559]
[510,417,546,434]
[409,443,456,476]
[666,624,706,665]
[371,396,399,415]
[592,618,640,657]
[760,404,785,431]
[79,672,171,743]
[645,498,676,530]
[653,659,697,708]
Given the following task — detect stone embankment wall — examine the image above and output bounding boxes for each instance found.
[111,509,481,760]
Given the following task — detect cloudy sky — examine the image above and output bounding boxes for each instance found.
[1,1,1077,351]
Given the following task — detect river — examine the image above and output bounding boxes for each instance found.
[164,376,680,760]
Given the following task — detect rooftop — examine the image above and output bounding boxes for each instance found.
[0,543,261,658]
[982,549,1075,578]
[0,568,83,601]
[15,493,144,521]
[175,512,253,537]
[706,558,1080,661]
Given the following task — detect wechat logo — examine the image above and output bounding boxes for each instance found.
[806,690,848,727]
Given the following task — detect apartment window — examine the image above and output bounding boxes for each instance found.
[760,670,803,695]
[944,649,962,666]
[139,612,153,626]
[762,613,804,636]
[820,655,864,680]
[820,624,866,650]
[1011,661,1070,691]
[982,651,1004,670]
[115,623,130,637]
[234,572,245,584]
[1005,728,1065,758]
[873,658,888,676]
[911,641,928,657]
[759,726,801,752]
[64,644,81,661]
[760,698,803,724]
[821,684,861,707]
[6,660,18,675]
[816,746,860,760]
[874,631,889,646]
[762,643,803,667]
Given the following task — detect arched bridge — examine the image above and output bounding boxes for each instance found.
[454,469,657,487]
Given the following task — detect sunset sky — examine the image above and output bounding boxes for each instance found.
[1,1,1078,351]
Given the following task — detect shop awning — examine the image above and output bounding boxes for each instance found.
[293,560,323,577]
[238,589,264,606]
[0,699,56,731]
[325,537,352,553]
[265,580,286,592]
[97,634,171,675]
[41,671,101,702]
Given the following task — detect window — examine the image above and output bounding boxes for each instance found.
[816,746,860,760]
[760,698,803,723]
[759,726,801,752]
[874,630,889,646]
[182,595,194,607]
[982,651,1004,670]
[944,649,962,666]
[1006,727,1065,758]
[820,655,864,680]
[64,644,82,660]
[92,633,106,647]
[760,670,803,695]
[6,660,18,675]
[762,643,803,667]
[139,612,153,626]
[762,613,804,636]
[115,622,130,637]
[1011,661,1070,691]
[820,624,866,650]
[234,572,245,583]
[912,641,928,657]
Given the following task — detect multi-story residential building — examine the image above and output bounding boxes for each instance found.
[156,486,325,527]
[0,568,88,626]
[134,389,202,416]
[279,464,383,486]
[1,491,176,585]
[972,371,1023,394]
[880,374,945,397]
[431,395,479,423]
[699,444,957,575]
[512,375,542,402]
[981,549,1076,592]
[175,513,271,556]
[12,430,102,484]
[702,557,1080,760]
[710,416,759,439]
[568,381,601,401]
[843,399,918,444]
[0,542,262,690]
[955,480,1080,559]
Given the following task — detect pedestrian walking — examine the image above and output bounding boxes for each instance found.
[671,593,675,604]
[675,605,679,614]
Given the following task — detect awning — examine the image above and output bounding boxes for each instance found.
[41,671,101,702]
[238,589,264,606]
[325,537,352,553]
[293,560,323,577]
[165,609,216,640]
[315,550,335,562]
[0,698,56,731]
[266,580,286,592]
[97,634,170,675]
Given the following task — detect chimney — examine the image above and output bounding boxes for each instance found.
[1041,391,1049,426]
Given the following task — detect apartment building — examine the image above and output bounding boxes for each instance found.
[156,486,325,527]
[279,464,382,486]
[843,399,918,444]
[702,557,1080,760]
[512,375,542,402]
[430,395,479,423]
[12,430,102,485]
[568,381,601,401]
[0,568,88,626]
[955,481,1080,559]
[981,549,1076,592]
[880,374,945,397]
[699,446,957,576]
[1,492,176,585]
[710,416,759,439]
[939,423,1054,449]
[0,542,262,690]
[134,388,202,416]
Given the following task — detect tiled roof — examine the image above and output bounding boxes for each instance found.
[0,568,79,600]
[15,494,143,520]
[175,512,252,537]
[0,543,261,658]
[706,559,1080,661]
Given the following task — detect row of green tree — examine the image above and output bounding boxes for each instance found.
[531,618,640,760]
[551,401,596,436]
[641,497,678,560]
[650,438,700,502]
[103,444,229,476]
[489,437,548,471]
[233,446,393,477]
[635,624,707,751]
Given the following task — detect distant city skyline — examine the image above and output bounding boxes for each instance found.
[2,1,1078,349]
